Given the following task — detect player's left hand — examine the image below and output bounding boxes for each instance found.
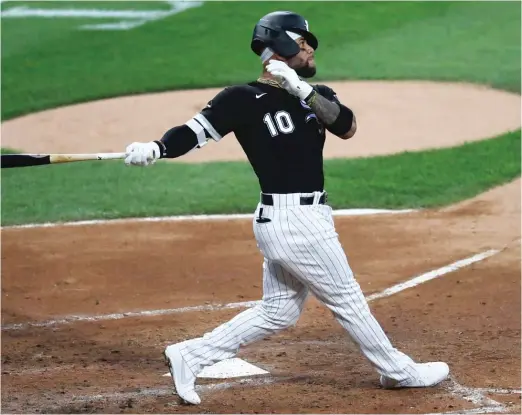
[266,60,313,101]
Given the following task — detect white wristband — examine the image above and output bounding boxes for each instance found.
[296,81,314,101]
[151,141,162,160]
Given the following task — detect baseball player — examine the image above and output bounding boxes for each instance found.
[124,11,450,405]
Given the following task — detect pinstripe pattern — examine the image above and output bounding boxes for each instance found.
[174,192,420,383]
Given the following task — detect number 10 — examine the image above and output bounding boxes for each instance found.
[263,111,295,137]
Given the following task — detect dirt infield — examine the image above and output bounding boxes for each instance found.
[2,178,520,413]
[1,79,521,413]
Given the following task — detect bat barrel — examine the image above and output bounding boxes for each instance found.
[1,153,127,168]
[1,154,51,168]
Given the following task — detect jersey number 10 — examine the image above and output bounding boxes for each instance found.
[263,111,295,137]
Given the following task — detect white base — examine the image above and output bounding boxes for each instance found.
[162,357,269,379]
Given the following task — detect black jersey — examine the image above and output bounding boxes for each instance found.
[189,81,340,194]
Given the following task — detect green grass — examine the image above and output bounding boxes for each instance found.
[2,131,520,226]
[1,1,520,225]
[1,1,520,120]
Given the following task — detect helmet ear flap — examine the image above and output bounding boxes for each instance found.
[251,37,266,56]
[251,23,301,58]
[251,23,275,55]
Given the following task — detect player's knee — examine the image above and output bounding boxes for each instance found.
[260,302,301,329]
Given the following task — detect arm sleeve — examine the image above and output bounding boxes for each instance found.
[157,86,243,158]
[314,84,354,137]
[157,125,200,159]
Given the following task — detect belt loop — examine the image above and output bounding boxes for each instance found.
[256,206,271,223]
[313,191,320,205]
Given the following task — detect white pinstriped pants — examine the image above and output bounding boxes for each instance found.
[179,192,418,381]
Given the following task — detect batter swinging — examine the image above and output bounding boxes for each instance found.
[123,11,450,405]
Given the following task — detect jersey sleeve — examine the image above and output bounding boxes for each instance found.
[314,84,341,104]
[185,86,243,145]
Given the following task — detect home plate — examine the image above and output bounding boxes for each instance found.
[162,358,269,379]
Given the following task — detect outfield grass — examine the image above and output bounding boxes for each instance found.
[1,1,520,120]
[1,1,520,225]
[2,131,520,226]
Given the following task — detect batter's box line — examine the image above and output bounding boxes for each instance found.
[438,408,517,415]
[13,373,519,414]
[427,376,521,415]
[18,376,280,414]
[475,387,521,395]
[2,248,501,331]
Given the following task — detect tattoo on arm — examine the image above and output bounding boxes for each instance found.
[308,93,340,125]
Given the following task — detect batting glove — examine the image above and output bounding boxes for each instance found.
[124,141,161,167]
[266,60,313,101]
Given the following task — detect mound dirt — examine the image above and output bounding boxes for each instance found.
[1,81,520,162]
[1,80,520,413]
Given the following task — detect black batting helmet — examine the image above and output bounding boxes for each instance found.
[250,11,318,59]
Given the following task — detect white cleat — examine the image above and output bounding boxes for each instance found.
[164,344,201,405]
[380,362,450,389]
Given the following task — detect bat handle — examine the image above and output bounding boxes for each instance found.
[49,153,127,163]
[95,152,127,160]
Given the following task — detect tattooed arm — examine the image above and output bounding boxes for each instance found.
[265,61,357,139]
[307,92,357,140]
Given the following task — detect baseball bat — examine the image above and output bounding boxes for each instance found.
[1,152,127,169]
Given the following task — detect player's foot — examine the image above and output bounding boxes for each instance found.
[164,344,201,405]
[380,362,450,389]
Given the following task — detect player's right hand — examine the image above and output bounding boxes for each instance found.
[124,141,161,166]
[266,60,313,100]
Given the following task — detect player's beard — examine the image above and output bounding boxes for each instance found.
[295,64,316,78]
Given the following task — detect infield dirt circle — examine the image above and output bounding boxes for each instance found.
[1,81,521,414]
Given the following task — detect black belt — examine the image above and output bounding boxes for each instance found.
[261,193,327,206]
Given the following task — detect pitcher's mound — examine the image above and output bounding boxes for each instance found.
[1,80,520,162]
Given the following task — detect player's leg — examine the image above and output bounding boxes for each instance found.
[179,259,308,373]
[164,258,308,404]
[282,205,449,387]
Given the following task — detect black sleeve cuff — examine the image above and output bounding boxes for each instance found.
[157,125,199,158]
[326,104,354,136]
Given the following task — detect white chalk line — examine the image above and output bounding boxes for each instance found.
[478,387,521,395]
[82,377,275,402]
[2,248,500,332]
[447,377,505,411]
[431,377,520,415]
[0,1,205,31]
[3,248,516,413]
[1,7,169,19]
[1,300,260,331]
[365,249,500,301]
[1,208,416,230]
[435,408,513,415]
[25,377,278,413]
[411,380,521,415]
[422,240,521,415]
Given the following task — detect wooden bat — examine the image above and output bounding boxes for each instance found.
[1,152,127,168]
